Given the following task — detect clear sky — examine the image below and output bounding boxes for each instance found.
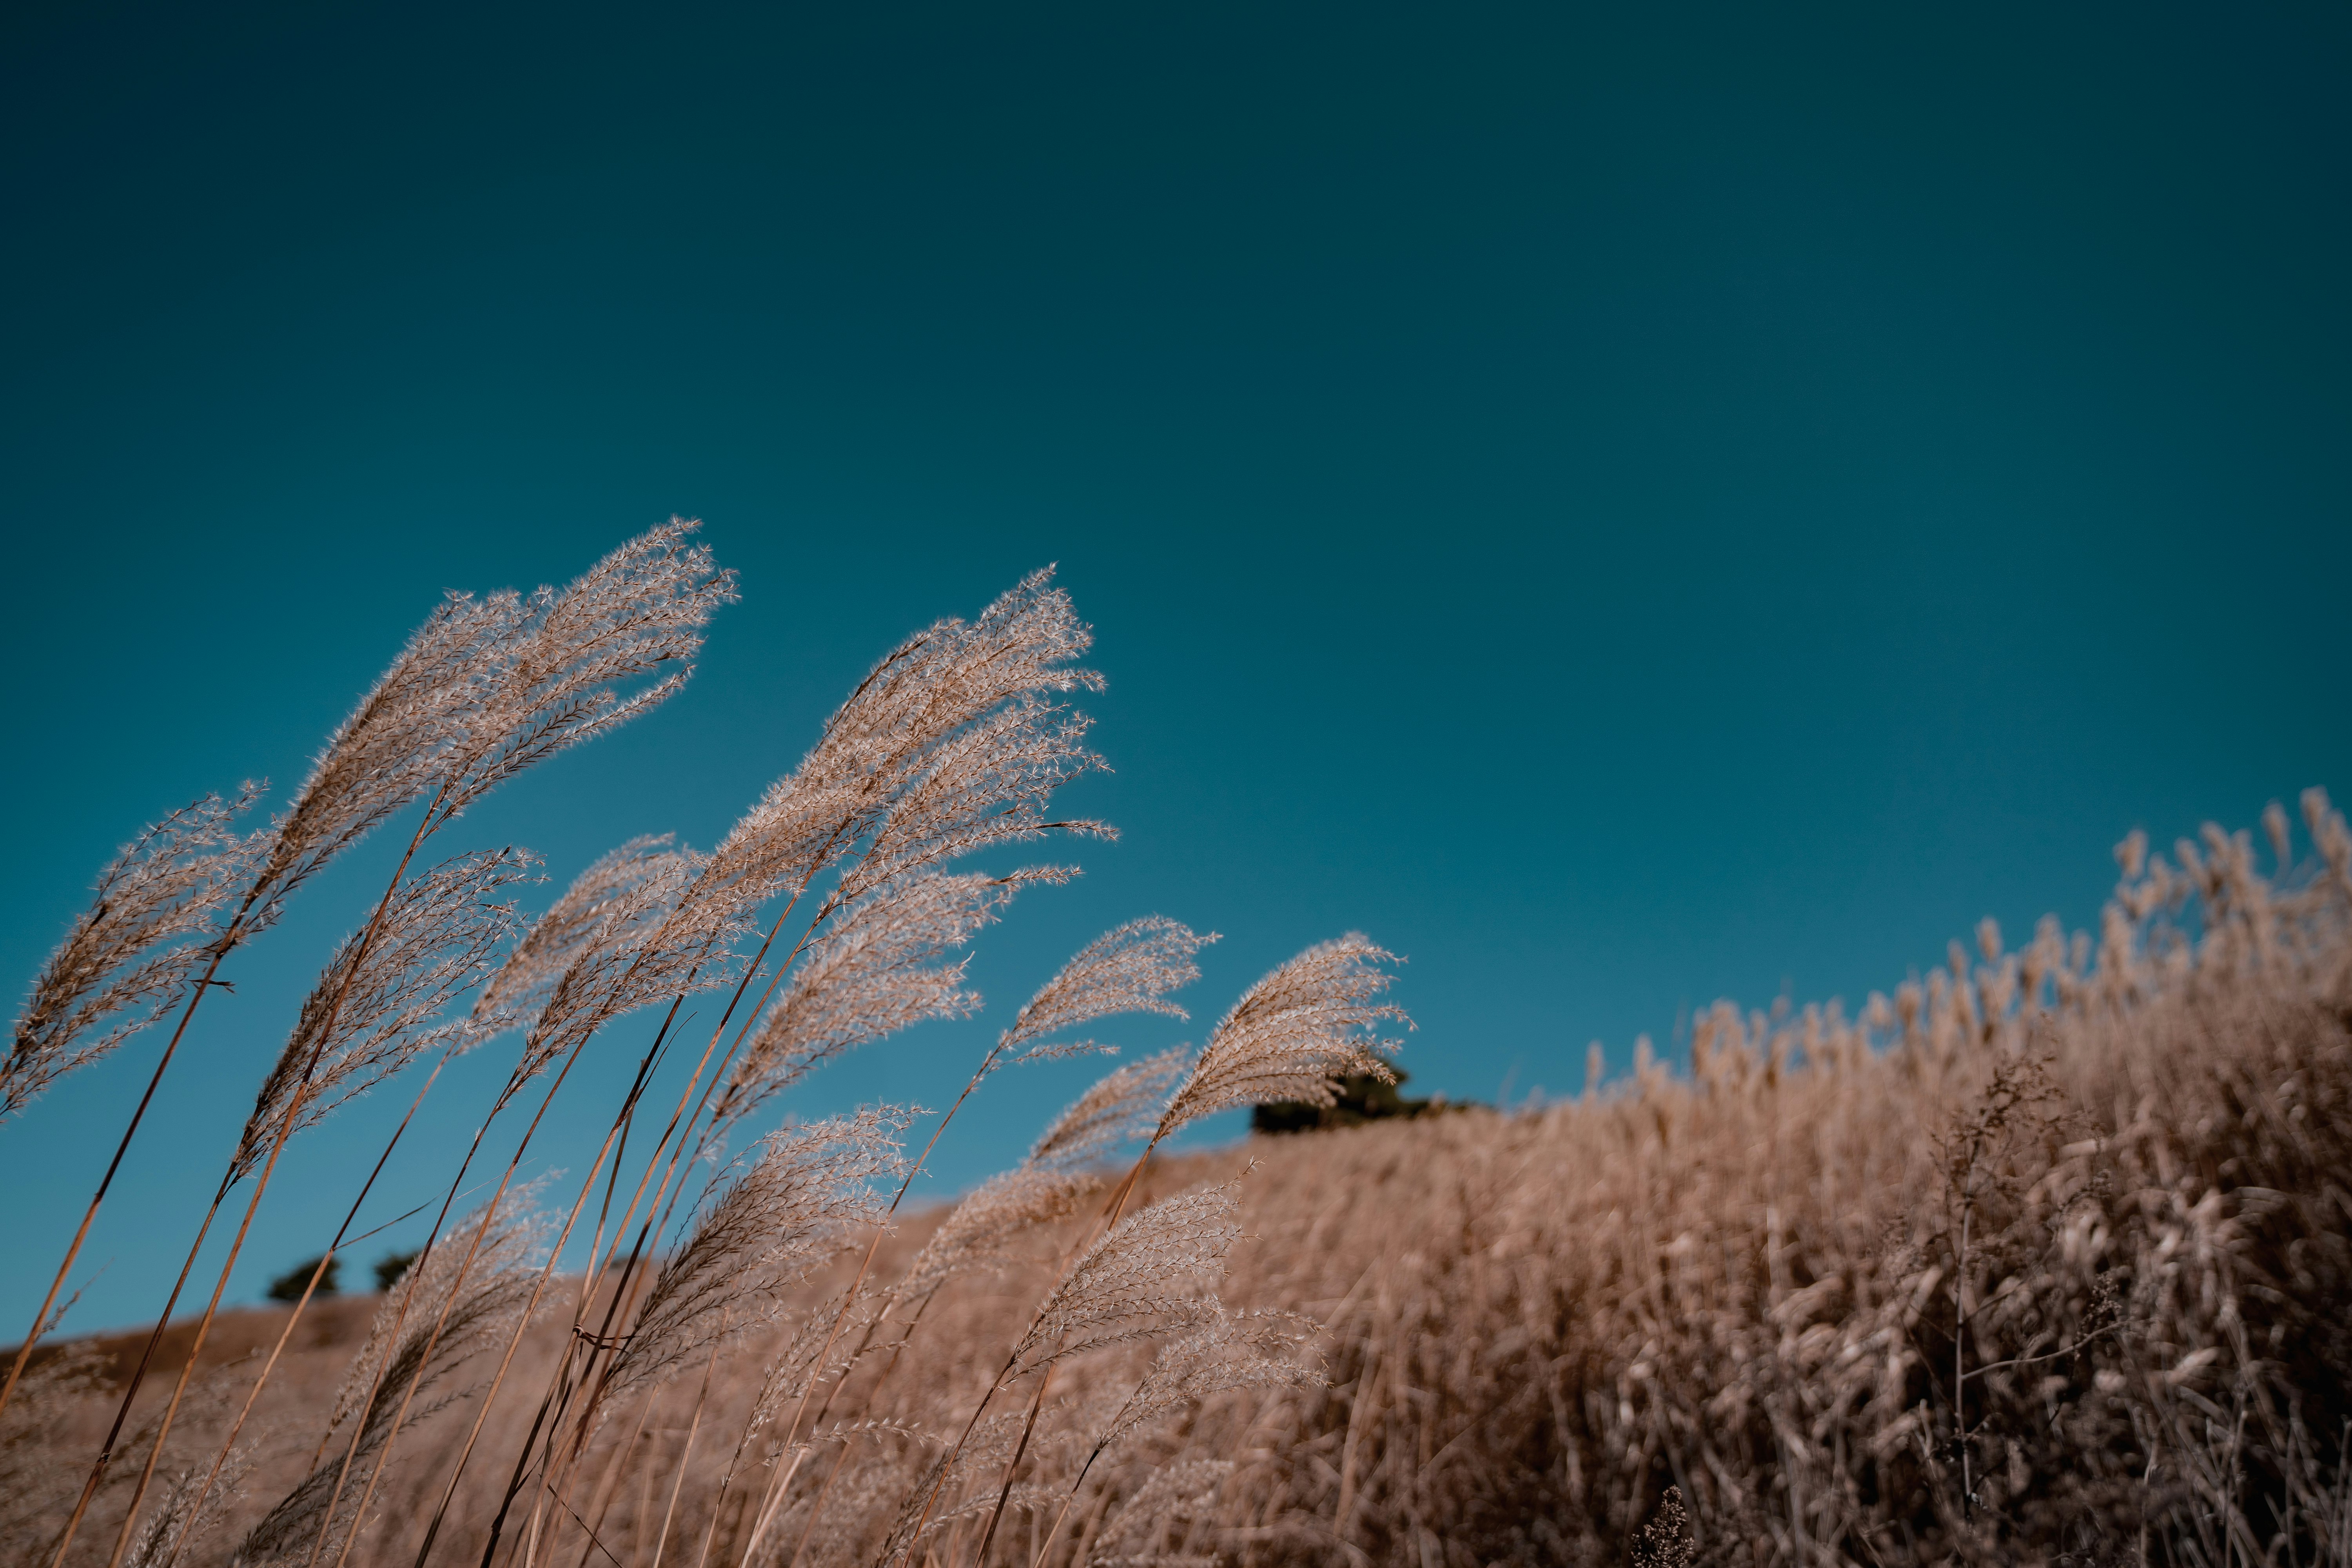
[3,1,2347,1334]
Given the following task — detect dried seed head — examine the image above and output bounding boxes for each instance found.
[1156,935,1409,1140]
[1031,1048,1192,1172]
[249,523,732,933]
[704,568,1105,928]
[5,786,264,1122]
[1008,920,1216,1066]
[1018,1176,1248,1370]
[466,835,688,1044]
[233,848,535,1178]
[611,1107,908,1397]
[717,869,1069,1131]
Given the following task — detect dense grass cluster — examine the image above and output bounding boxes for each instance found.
[4,528,2348,1567]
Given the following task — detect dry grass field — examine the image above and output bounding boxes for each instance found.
[5,532,2348,1566]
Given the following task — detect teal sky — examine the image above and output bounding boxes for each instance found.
[4,2,2347,1333]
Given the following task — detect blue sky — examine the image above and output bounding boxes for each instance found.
[3,1,2346,1333]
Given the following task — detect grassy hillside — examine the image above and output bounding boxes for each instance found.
[7,795,2351,1567]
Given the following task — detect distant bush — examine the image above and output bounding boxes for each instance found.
[263,1256,338,1304]
[1249,1068,1460,1133]
[372,1250,419,1293]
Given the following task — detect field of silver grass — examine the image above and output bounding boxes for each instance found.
[6,528,2349,1567]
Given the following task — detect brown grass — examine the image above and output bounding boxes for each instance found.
[8,538,2349,1568]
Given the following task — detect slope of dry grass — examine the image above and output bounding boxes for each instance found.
[11,797,2352,1568]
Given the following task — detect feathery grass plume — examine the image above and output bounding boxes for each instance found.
[892,1051,1194,1310]
[897,1167,1111,1311]
[1030,1048,1192,1172]
[1012,1177,1245,1374]
[1154,935,1408,1141]
[1007,919,1215,1067]
[429,519,736,821]
[495,844,723,1109]
[245,520,732,933]
[697,567,1105,929]
[229,1187,549,1566]
[230,849,536,1178]
[4,788,263,1122]
[605,1109,908,1401]
[121,1445,252,1568]
[465,835,686,1045]
[837,693,1111,904]
[709,869,1067,1134]
[240,593,519,933]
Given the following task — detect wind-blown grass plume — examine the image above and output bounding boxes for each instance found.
[1006,918,1215,1067]
[695,566,1105,930]
[1086,1308,1321,1462]
[4,787,263,1122]
[836,693,1110,904]
[427,519,736,823]
[494,844,722,1109]
[465,835,686,1045]
[895,1051,1192,1310]
[604,1109,909,1402]
[231,848,536,1178]
[1011,1177,1244,1376]
[1153,935,1407,1142]
[246,519,733,929]
[1026,1310,1323,1565]
[8,526,730,1440]
[709,869,1068,1135]
[228,1188,548,1566]
[1028,1048,1192,1172]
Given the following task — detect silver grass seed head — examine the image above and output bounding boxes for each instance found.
[1007,919,1218,1067]
[467,834,690,1047]
[505,846,739,1104]
[702,566,1102,924]
[1092,1307,1325,1459]
[435,519,737,818]
[1029,1047,1192,1172]
[1155,934,1410,1141]
[895,1164,1108,1306]
[719,867,1069,1129]
[247,523,731,933]
[233,847,537,1178]
[251,591,521,927]
[614,1106,910,1397]
[4,785,265,1122]
[1020,1175,1250,1368]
